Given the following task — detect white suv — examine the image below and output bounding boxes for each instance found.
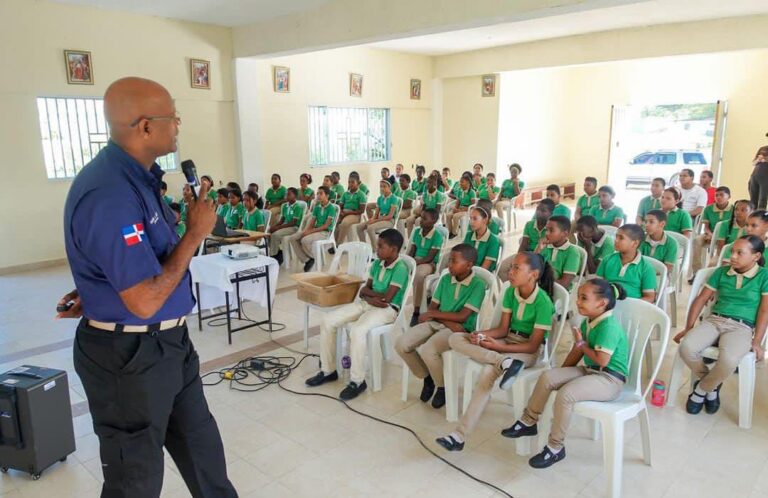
[625,150,708,188]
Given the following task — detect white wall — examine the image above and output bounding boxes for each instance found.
[0,0,236,271]
[234,46,433,190]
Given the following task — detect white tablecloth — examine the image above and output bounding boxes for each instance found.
[189,254,279,313]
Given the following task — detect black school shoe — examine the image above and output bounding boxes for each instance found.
[686,381,704,415]
[339,381,367,400]
[273,251,283,264]
[409,312,420,327]
[529,446,566,469]
[436,435,464,452]
[305,371,338,387]
[431,387,446,408]
[499,359,525,390]
[501,420,538,438]
[420,376,435,402]
[705,384,722,415]
[303,258,315,272]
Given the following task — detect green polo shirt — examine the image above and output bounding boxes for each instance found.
[396,188,417,204]
[369,258,410,310]
[596,252,657,299]
[463,229,501,272]
[377,194,398,217]
[422,190,446,210]
[280,201,304,224]
[501,179,525,198]
[175,221,186,238]
[242,209,265,231]
[455,188,476,207]
[359,183,369,195]
[489,218,501,236]
[665,208,693,234]
[411,178,426,194]
[637,195,662,221]
[340,190,367,211]
[207,189,218,202]
[581,311,629,377]
[523,219,547,249]
[312,202,337,231]
[332,183,346,201]
[701,203,732,231]
[501,285,555,337]
[577,231,615,264]
[443,178,454,190]
[389,181,401,196]
[477,185,500,201]
[706,264,768,324]
[180,202,188,223]
[216,203,230,219]
[299,187,314,199]
[225,203,246,229]
[265,186,287,205]
[552,203,571,219]
[431,273,486,332]
[541,242,581,285]
[640,234,678,266]
[163,194,173,206]
[717,221,747,244]
[577,194,600,216]
[592,205,625,226]
[411,226,443,263]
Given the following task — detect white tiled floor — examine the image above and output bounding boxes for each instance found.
[2,205,768,497]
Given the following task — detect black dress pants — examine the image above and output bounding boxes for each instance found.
[73,320,238,498]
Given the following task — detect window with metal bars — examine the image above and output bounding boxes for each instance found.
[307,106,390,166]
[36,97,178,179]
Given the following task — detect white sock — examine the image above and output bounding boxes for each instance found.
[501,358,513,369]
[518,419,533,428]
[448,432,464,444]
[706,390,718,400]
[546,445,562,455]
[690,385,706,403]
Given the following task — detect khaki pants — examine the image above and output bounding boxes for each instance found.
[268,206,282,228]
[335,214,360,245]
[288,231,327,263]
[355,220,394,250]
[405,206,423,233]
[451,333,540,438]
[450,210,467,236]
[679,315,753,392]
[692,233,712,272]
[521,366,623,450]
[413,263,435,311]
[269,226,297,255]
[395,322,454,387]
[320,301,397,384]
[495,199,512,220]
[399,208,411,222]
[497,255,515,283]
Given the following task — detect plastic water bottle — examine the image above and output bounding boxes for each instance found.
[651,380,666,407]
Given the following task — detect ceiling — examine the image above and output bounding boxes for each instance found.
[370,0,768,55]
[46,0,333,27]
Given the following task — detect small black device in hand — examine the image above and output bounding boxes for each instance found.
[181,159,200,200]
[56,302,73,313]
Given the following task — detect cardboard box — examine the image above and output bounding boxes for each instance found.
[291,272,365,307]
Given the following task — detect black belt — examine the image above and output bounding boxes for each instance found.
[509,330,545,344]
[587,365,626,382]
[711,313,755,329]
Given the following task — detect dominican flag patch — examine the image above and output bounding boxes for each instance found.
[122,223,145,246]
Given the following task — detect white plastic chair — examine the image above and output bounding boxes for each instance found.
[598,224,619,239]
[704,220,726,268]
[492,215,506,235]
[281,200,309,269]
[311,204,342,271]
[502,195,521,232]
[538,298,671,498]
[461,282,570,455]
[302,242,372,349]
[666,266,764,429]
[643,256,668,308]
[663,231,689,326]
[260,209,272,231]
[420,251,452,311]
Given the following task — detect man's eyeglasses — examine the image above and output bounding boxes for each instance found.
[128,114,181,127]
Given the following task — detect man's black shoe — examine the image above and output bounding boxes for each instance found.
[499,359,525,390]
[431,387,446,408]
[305,371,338,387]
[420,375,435,402]
[339,381,367,400]
[303,258,315,272]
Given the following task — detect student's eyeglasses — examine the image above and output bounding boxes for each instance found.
[128,114,181,127]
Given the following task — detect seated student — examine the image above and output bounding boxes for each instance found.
[395,244,486,409]
[247,182,264,209]
[365,167,396,218]
[180,183,193,224]
[540,216,581,291]
[495,164,524,219]
[575,215,615,275]
[160,181,173,205]
[448,174,477,238]
[322,175,338,203]
[546,184,571,219]
[463,205,501,272]
[472,172,484,192]
[636,177,665,224]
[440,167,454,192]
[396,174,417,222]
[700,170,716,205]
[297,173,314,204]
[349,171,369,197]
[215,188,230,218]
[596,224,657,303]
[411,165,427,195]
[406,173,446,233]
[267,187,304,263]
[640,210,678,275]
[330,171,346,202]
[720,210,768,264]
[306,229,408,400]
[201,174,218,202]
[502,279,628,469]
[169,202,185,237]
[335,176,367,245]
[408,208,444,326]
[242,191,266,231]
[591,186,625,227]
[225,189,246,229]
[692,186,732,275]
[477,199,502,235]
[356,180,398,251]
[478,173,500,202]
[287,186,337,272]
[661,187,693,237]
[264,174,287,228]
[676,235,768,415]
[574,176,599,220]
[714,199,753,259]
[519,198,555,253]
[437,252,555,451]
[227,181,242,194]
[473,163,485,183]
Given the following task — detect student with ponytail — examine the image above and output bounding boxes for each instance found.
[463,205,501,272]
[436,252,555,451]
[676,235,768,415]
[502,279,629,469]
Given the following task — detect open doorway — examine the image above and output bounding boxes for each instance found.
[606,102,727,222]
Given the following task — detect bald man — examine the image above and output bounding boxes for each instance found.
[59,77,237,497]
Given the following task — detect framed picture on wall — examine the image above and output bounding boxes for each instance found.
[273,66,290,93]
[190,59,210,89]
[481,74,496,97]
[410,79,421,100]
[64,50,93,85]
[349,73,363,97]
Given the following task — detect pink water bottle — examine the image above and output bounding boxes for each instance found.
[651,380,666,407]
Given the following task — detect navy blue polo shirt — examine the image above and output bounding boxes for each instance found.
[64,141,194,325]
